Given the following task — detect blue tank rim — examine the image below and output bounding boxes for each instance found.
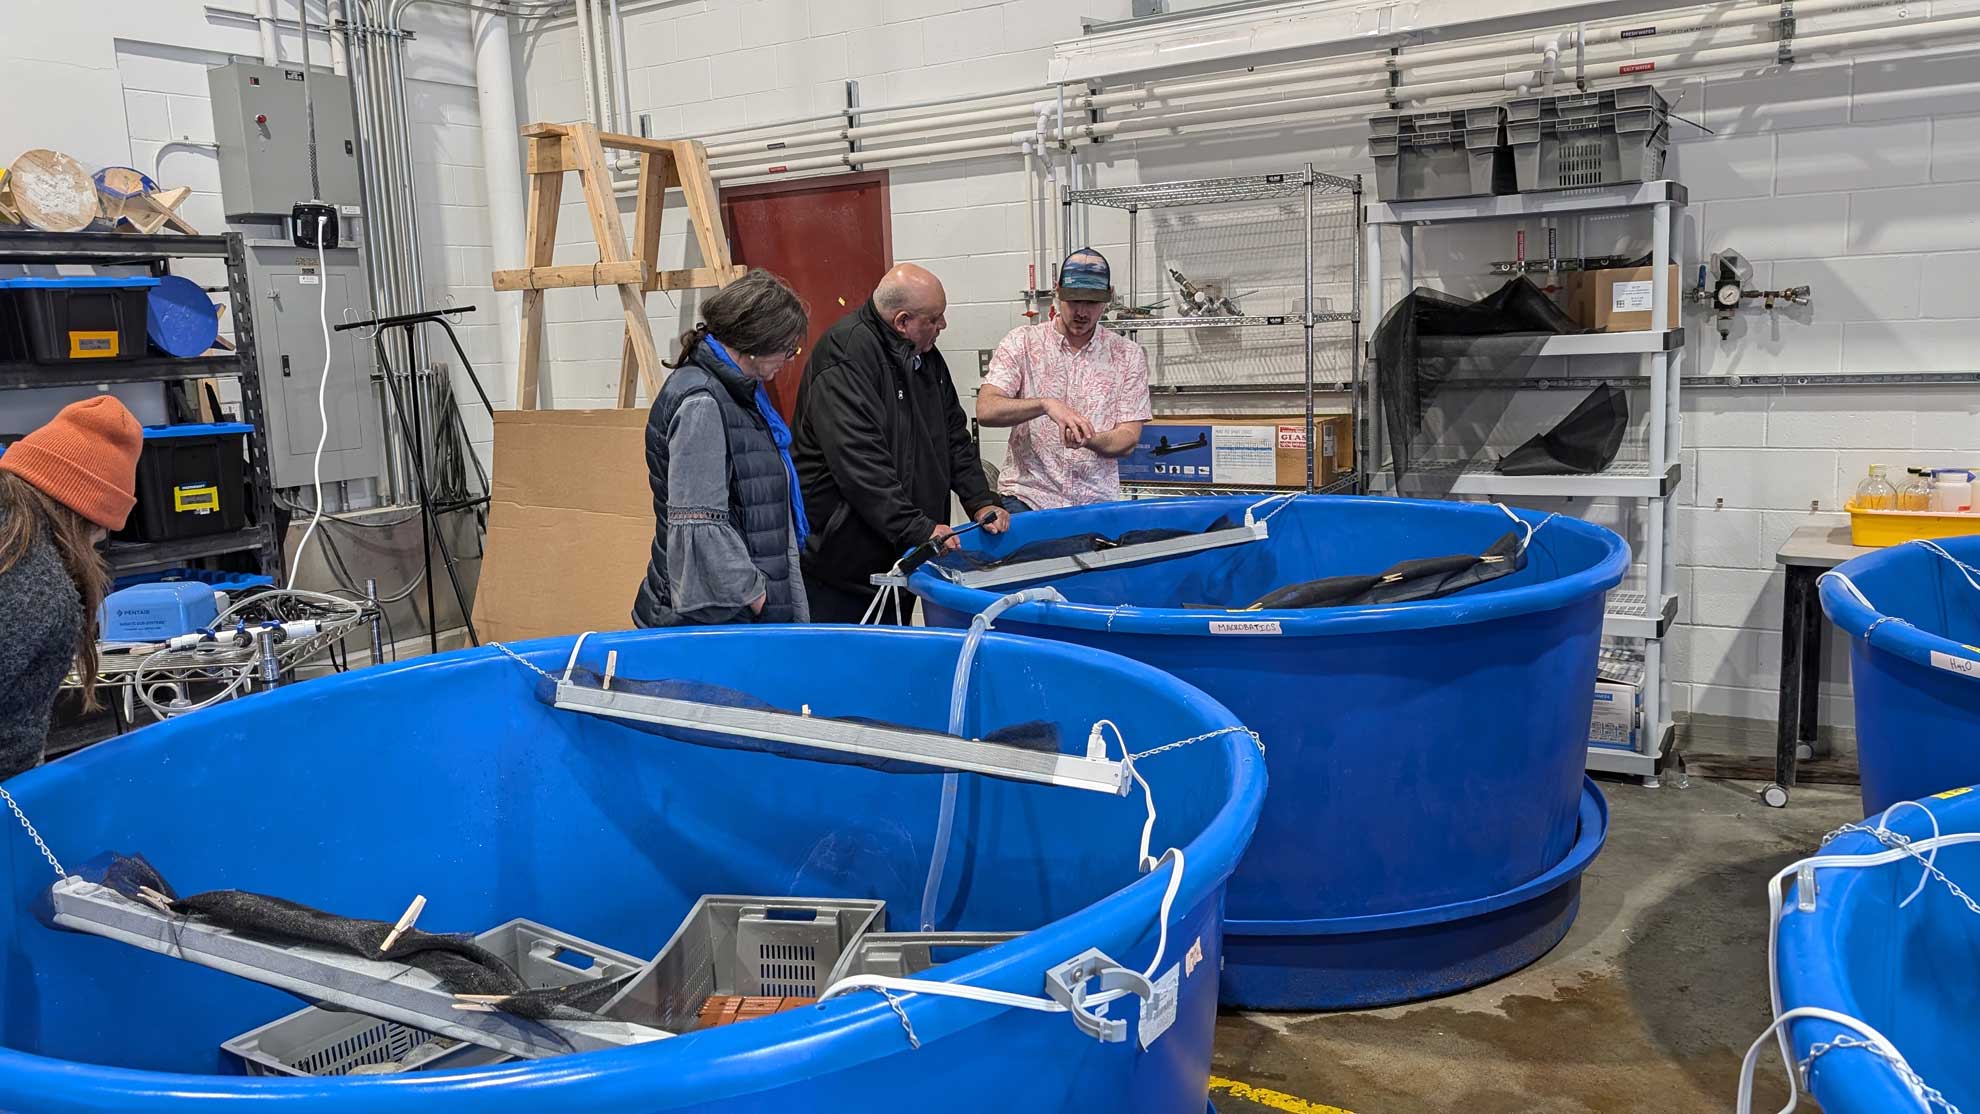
[1228,778,1607,937]
[0,625,1269,1107]
[1818,537,1980,683]
[1773,785,1979,1114]
[907,495,1629,637]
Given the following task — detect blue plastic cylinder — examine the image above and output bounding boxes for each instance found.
[909,495,1625,1009]
[1774,785,1980,1114]
[0,626,1264,1111]
[145,274,222,358]
[1818,535,1980,814]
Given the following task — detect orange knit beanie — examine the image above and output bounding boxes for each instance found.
[0,396,144,530]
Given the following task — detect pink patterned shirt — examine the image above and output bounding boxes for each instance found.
[984,321,1153,510]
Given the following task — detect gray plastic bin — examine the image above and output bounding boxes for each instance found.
[603,895,887,1033]
[823,931,1021,985]
[1507,85,1670,191]
[1368,106,1510,201]
[221,919,644,1076]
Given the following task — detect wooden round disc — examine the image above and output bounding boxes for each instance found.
[9,149,99,232]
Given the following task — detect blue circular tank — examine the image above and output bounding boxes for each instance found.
[1774,786,1980,1113]
[0,626,1264,1110]
[909,495,1624,1009]
[1819,536,1980,813]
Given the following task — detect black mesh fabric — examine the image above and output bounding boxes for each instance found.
[1496,385,1629,476]
[1373,278,1585,495]
[85,854,626,1025]
[542,669,1060,777]
[1192,530,1525,610]
[928,516,1242,576]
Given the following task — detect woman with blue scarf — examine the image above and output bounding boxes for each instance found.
[633,269,812,626]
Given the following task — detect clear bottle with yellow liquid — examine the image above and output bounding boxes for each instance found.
[1855,464,1897,511]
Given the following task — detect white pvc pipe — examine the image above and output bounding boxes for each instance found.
[1024,147,1039,296]
[572,0,599,131]
[609,0,632,134]
[590,0,616,136]
[327,0,348,75]
[474,4,525,403]
[255,0,281,62]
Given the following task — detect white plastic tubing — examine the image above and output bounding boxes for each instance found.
[627,0,1980,188]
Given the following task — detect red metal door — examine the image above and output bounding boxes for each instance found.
[720,171,893,419]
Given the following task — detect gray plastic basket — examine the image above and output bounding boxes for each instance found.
[603,895,886,1033]
[1368,105,1509,201]
[823,930,1021,985]
[1507,85,1670,191]
[221,918,645,1077]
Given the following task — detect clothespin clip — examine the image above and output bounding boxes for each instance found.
[603,650,619,691]
[380,894,427,953]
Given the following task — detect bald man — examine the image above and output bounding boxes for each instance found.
[793,264,1007,623]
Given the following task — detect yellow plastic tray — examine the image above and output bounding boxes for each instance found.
[1845,501,1980,547]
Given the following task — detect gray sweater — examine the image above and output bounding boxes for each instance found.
[0,504,81,781]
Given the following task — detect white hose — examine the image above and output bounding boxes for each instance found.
[286,215,334,591]
[920,587,1064,930]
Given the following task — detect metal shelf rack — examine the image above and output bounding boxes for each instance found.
[0,230,281,580]
[1363,180,1687,784]
[1066,166,1362,493]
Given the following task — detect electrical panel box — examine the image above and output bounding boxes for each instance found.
[243,242,381,488]
[208,61,362,219]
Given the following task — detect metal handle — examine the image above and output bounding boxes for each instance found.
[1043,948,1154,1043]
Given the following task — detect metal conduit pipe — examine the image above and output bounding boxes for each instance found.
[685,84,1073,147]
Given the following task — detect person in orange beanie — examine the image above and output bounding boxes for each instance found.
[0,395,144,780]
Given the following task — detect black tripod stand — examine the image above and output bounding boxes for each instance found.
[333,305,493,653]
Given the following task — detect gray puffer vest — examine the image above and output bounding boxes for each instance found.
[633,344,796,626]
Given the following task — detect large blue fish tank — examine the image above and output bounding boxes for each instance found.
[0,626,1265,1111]
[910,494,1625,1009]
[1771,785,1980,1114]
[1819,535,1980,813]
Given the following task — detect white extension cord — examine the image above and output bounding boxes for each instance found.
[285,213,334,591]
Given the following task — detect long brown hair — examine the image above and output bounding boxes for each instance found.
[0,471,110,709]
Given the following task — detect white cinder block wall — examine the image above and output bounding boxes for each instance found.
[2,0,499,469]
[516,1,1980,745]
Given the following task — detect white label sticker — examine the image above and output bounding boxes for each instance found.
[1139,963,1180,1050]
[1212,425,1277,486]
[1611,279,1654,313]
[1209,620,1282,635]
[1931,650,1980,678]
[297,274,320,286]
[338,204,361,216]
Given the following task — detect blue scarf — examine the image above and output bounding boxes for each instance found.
[705,336,809,549]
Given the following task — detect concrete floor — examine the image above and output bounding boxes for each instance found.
[1209,776,1863,1114]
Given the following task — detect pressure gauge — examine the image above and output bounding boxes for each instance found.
[1716,282,1744,308]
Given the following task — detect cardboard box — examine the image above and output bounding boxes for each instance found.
[1588,680,1641,751]
[1121,414,1353,489]
[1564,264,1682,333]
[471,408,654,643]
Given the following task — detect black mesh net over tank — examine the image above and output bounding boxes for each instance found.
[540,669,1060,777]
[925,516,1241,577]
[85,853,625,1025]
[1373,278,1610,495]
[1189,530,1526,610]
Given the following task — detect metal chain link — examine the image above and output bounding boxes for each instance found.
[490,641,556,683]
[1130,724,1264,762]
[0,786,66,881]
[869,987,921,1049]
[1822,822,1980,917]
[1801,1035,1963,1114]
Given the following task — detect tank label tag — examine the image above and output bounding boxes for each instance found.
[1209,620,1282,634]
[1930,650,1980,678]
[1139,963,1180,1050]
[1933,786,1973,800]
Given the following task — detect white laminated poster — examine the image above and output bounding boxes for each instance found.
[1212,425,1276,486]
[1611,280,1654,313]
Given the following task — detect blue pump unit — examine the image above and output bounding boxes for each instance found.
[99,582,219,641]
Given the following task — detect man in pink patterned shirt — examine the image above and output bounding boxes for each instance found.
[976,247,1153,510]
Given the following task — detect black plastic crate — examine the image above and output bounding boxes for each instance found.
[0,276,158,363]
[118,422,253,543]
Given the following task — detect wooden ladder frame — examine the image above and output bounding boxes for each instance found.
[496,121,746,409]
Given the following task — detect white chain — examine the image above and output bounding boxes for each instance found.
[0,785,65,880]
[490,641,556,683]
[1130,724,1264,762]
[868,986,921,1048]
[1801,1035,1964,1114]
[1823,822,1980,917]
